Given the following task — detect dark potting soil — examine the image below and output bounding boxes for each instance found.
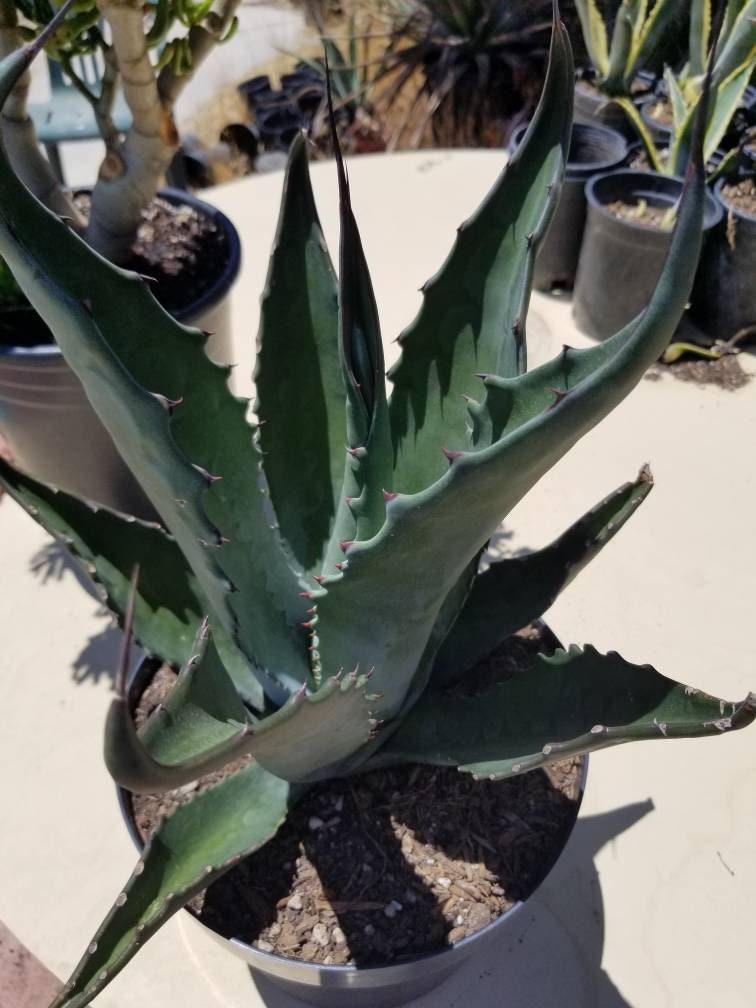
[721,177,756,217]
[606,197,674,229]
[0,196,229,348]
[130,626,582,968]
[648,354,750,390]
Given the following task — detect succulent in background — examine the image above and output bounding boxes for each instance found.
[574,0,682,98]
[376,0,554,147]
[0,7,754,1008]
[622,0,756,177]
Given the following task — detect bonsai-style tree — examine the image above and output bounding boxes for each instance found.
[0,0,240,263]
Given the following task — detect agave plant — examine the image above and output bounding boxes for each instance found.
[574,0,681,98]
[0,6,754,1007]
[621,0,756,176]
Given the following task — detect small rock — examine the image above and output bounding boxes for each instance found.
[454,914,465,926]
[425,857,436,865]
[300,942,318,962]
[332,926,346,946]
[256,939,274,953]
[401,833,414,856]
[448,926,466,944]
[268,922,281,938]
[491,885,504,896]
[312,923,329,947]
[364,924,375,936]
[437,877,451,889]
[323,955,334,966]
[308,816,324,831]
[404,888,418,905]
[333,795,344,812]
[383,900,403,919]
[287,894,303,911]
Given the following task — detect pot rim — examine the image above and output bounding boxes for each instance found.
[585,168,724,233]
[510,121,628,177]
[0,187,241,358]
[713,174,756,224]
[117,654,589,985]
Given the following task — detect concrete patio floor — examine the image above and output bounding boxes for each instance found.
[1,149,755,1008]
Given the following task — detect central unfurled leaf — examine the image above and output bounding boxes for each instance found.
[254,132,344,576]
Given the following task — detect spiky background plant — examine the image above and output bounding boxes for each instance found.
[0,6,754,1007]
[574,0,681,97]
[621,0,756,176]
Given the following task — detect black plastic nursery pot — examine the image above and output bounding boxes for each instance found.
[637,95,672,146]
[118,655,588,1008]
[509,122,628,291]
[0,189,240,516]
[692,176,756,342]
[572,170,723,341]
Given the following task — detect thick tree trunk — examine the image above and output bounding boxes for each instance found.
[0,8,83,226]
[86,0,241,264]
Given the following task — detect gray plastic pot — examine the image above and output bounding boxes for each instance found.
[572,170,722,341]
[0,189,240,516]
[691,175,756,342]
[118,656,588,1008]
[509,122,628,291]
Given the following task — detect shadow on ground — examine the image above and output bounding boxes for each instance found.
[249,800,652,1008]
[30,541,125,686]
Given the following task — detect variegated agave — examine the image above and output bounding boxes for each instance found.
[0,5,753,1007]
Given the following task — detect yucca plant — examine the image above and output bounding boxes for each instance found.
[377,0,554,147]
[622,0,756,176]
[0,5,754,1007]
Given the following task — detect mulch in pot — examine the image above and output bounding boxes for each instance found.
[605,198,674,228]
[129,626,582,968]
[75,195,230,318]
[720,177,756,217]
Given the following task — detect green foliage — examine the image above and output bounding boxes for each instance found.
[574,0,681,96]
[0,9,754,1006]
[623,0,756,175]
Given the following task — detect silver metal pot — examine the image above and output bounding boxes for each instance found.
[118,654,588,1008]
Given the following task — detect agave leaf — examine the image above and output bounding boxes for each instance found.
[106,619,378,792]
[254,132,344,576]
[431,467,653,688]
[51,764,292,1008]
[0,457,203,665]
[603,0,641,94]
[387,12,573,495]
[0,47,310,701]
[374,645,756,780]
[689,0,712,77]
[613,96,665,171]
[625,0,680,82]
[322,78,393,578]
[314,113,706,725]
[670,57,754,174]
[574,0,610,76]
[710,0,756,89]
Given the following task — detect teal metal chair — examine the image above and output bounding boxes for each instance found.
[28,52,131,183]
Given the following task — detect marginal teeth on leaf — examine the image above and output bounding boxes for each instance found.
[191,463,223,485]
[442,447,463,464]
[382,489,397,501]
[339,539,354,553]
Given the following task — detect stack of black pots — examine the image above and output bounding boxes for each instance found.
[238,63,326,154]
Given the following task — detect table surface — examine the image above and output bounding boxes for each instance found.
[2,148,755,1008]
